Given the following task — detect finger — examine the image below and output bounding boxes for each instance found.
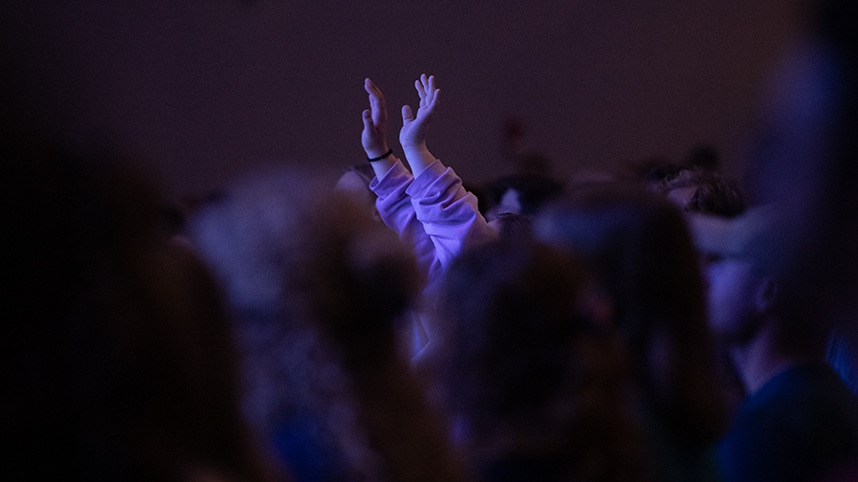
[415,79,425,100]
[367,78,386,103]
[426,76,439,105]
[366,79,388,124]
[429,89,440,110]
[420,89,439,117]
[368,90,381,112]
[402,105,414,124]
[371,96,387,125]
[424,82,435,105]
[421,74,432,98]
[366,78,384,111]
[376,104,387,125]
[362,109,374,130]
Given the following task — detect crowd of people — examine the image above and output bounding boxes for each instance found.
[7,1,858,481]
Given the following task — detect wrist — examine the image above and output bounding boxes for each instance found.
[402,143,431,159]
[364,145,391,159]
[402,144,435,177]
[367,148,394,162]
[400,139,427,151]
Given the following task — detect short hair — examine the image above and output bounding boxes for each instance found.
[659,168,748,217]
[640,162,686,186]
[486,174,564,216]
[492,212,533,240]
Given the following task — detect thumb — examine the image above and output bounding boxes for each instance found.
[401,105,414,125]
[362,109,374,129]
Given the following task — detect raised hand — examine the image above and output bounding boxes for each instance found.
[400,74,441,177]
[361,78,392,160]
[400,74,440,150]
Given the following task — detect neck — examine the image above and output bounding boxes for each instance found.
[729,317,824,394]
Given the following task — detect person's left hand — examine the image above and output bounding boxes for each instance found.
[399,74,440,151]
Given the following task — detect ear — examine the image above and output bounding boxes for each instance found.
[754,277,778,314]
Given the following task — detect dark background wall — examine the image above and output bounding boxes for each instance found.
[2,0,803,200]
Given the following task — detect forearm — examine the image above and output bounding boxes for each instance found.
[403,143,435,178]
[408,163,499,273]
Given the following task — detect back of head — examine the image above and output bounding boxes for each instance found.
[535,183,726,445]
[188,163,418,422]
[657,168,748,217]
[334,163,378,221]
[3,137,277,482]
[486,173,564,217]
[431,239,649,481]
[491,212,534,240]
[189,164,470,482]
[189,163,421,354]
[535,184,705,340]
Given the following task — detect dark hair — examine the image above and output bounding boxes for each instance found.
[190,164,468,482]
[640,162,686,186]
[658,168,748,217]
[430,239,650,481]
[684,144,721,172]
[492,212,533,240]
[536,183,727,446]
[486,174,564,216]
[3,138,279,482]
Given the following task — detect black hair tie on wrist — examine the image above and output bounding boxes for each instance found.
[367,149,393,162]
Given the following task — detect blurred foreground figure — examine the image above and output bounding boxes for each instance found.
[3,138,282,482]
[189,164,468,482]
[535,184,728,482]
[686,2,858,479]
[741,0,858,382]
[694,208,858,482]
[650,166,750,414]
[425,239,650,482]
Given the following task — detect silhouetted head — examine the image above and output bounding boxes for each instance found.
[485,173,564,220]
[692,206,832,356]
[428,239,649,481]
[3,137,278,482]
[334,163,380,222]
[535,183,726,445]
[656,168,748,218]
[189,163,437,481]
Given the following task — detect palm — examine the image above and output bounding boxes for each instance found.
[400,74,440,149]
[361,78,390,158]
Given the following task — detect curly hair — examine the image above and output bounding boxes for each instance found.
[657,168,748,218]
